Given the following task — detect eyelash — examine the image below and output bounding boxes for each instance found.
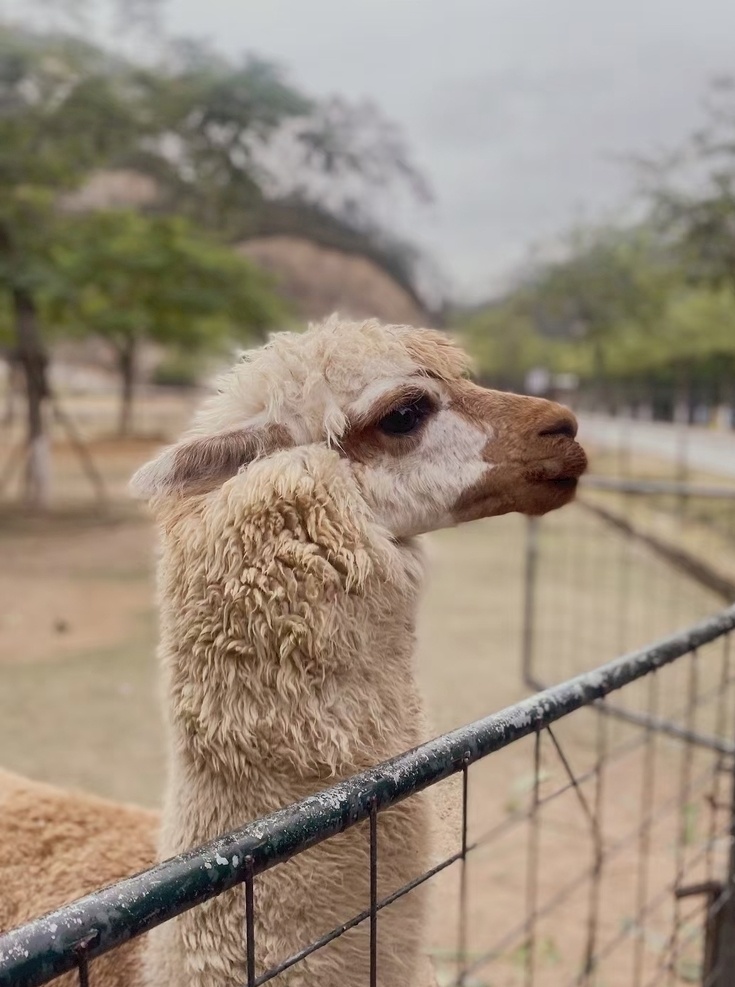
[376,395,436,436]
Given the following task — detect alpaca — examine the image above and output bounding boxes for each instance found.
[0,316,587,987]
[0,767,156,987]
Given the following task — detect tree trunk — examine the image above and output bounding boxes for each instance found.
[117,339,136,438]
[2,356,19,426]
[12,287,51,509]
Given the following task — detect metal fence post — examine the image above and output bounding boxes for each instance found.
[707,751,735,987]
[521,516,539,687]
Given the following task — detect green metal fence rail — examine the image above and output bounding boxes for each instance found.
[2,604,735,987]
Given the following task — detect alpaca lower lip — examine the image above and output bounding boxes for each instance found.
[548,476,579,489]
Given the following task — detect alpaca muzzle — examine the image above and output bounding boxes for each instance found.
[450,385,588,522]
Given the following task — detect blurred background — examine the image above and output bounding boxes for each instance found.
[2,2,735,984]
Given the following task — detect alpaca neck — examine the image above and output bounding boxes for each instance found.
[157,517,426,850]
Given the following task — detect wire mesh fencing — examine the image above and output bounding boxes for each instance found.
[2,606,735,987]
[511,448,735,987]
[577,414,735,582]
[523,474,735,688]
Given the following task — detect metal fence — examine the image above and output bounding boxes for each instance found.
[2,604,735,987]
[514,468,735,987]
[523,476,735,729]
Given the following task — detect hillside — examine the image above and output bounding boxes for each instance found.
[237,235,429,325]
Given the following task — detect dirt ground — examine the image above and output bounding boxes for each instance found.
[0,400,731,986]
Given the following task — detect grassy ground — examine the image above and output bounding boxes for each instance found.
[0,397,731,985]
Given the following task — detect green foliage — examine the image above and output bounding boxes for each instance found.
[461,79,735,403]
[0,26,145,192]
[40,209,286,432]
[629,285,735,373]
[460,302,554,388]
[462,219,735,397]
[525,228,668,341]
[0,20,162,352]
[151,351,204,388]
[47,210,285,355]
[138,48,313,231]
[0,6,431,489]
[0,290,11,346]
[0,19,430,331]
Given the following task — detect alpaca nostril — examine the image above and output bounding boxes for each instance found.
[538,416,578,440]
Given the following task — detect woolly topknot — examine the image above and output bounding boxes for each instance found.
[189,316,471,445]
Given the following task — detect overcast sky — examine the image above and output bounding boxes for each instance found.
[10,0,735,301]
[159,0,735,301]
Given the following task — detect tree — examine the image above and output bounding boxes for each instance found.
[0,18,432,505]
[642,80,735,293]
[460,79,735,419]
[460,300,553,391]
[609,286,735,412]
[513,226,676,408]
[624,79,735,416]
[48,211,285,435]
[522,227,668,341]
[128,43,432,304]
[0,26,154,505]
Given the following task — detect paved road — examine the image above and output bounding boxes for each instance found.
[578,413,735,480]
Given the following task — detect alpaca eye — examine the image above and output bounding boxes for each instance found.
[378,396,433,435]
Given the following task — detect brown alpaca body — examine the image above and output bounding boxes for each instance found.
[0,768,155,986]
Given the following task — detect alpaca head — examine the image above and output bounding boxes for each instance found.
[131,317,587,538]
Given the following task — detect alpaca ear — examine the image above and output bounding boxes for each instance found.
[129,424,291,500]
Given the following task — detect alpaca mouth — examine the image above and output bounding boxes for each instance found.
[534,441,588,488]
[546,476,579,490]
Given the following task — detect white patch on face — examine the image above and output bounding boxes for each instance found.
[356,409,492,538]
